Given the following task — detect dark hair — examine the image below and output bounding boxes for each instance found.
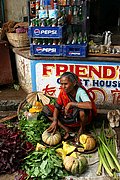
[60,72,82,87]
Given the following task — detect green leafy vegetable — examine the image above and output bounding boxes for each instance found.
[19,113,50,146]
[22,148,69,180]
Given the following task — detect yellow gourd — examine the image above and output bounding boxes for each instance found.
[79,134,96,151]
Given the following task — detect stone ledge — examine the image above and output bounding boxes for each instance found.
[0,111,17,119]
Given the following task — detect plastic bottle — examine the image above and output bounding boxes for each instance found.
[30,1,36,17]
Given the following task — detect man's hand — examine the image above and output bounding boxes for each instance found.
[47,120,58,134]
[65,102,73,114]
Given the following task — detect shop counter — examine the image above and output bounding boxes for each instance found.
[13,47,120,110]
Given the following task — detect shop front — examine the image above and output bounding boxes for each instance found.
[13,47,120,110]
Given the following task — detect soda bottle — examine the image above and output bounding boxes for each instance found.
[33,38,38,45]
[41,19,45,27]
[67,32,73,44]
[61,7,67,23]
[71,0,76,6]
[77,32,82,44]
[82,32,87,43]
[71,6,78,24]
[30,18,34,26]
[35,18,39,26]
[58,17,64,26]
[48,39,53,45]
[78,5,83,23]
[42,39,46,45]
[53,0,57,9]
[66,0,70,6]
[72,32,77,44]
[46,18,52,26]
[52,39,58,45]
[36,0,40,10]
[58,39,62,45]
[67,6,72,24]
[37,39,43,45]
[30,1,36,17]
[51,18,57,27]
[57,6,61,18]
[36,0,40,17]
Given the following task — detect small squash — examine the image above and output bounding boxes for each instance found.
[63,155,88,175]
[62,141,76,155]
[42,130,61,146]
[79,134,96,151]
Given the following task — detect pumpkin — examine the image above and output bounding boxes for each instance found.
[63,155,88,175]
[78,156,88,174]
[42,130,61,146]
[79,134,96,151]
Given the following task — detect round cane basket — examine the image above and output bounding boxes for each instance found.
[17,99,28,120]
[6,32,30,47]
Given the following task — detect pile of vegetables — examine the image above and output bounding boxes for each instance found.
[3,92,119,179]
[21,147,68,180]
[18,94,56,146]
[95,124,120,178]
[19,113,50,146]
[0,123,34,174]
[56,141,88,175]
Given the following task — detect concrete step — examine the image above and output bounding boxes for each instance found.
[0,100,21,111]
[0,110,17,119]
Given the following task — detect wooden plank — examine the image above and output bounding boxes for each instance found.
[0,114,17,123]
[88,53,120,57]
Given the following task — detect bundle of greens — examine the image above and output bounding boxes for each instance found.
[22,147,68,180]
[0,123,34,174]
[95,124,120,179]
[19,113,50,146]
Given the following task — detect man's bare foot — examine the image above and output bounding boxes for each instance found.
[78,126,84,136]
[63,132,70,140]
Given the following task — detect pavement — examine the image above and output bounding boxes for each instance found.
[0,84,27,119]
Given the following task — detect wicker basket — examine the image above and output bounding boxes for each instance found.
[6,32,30,47]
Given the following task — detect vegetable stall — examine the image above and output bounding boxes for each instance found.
[0,92,120,180]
